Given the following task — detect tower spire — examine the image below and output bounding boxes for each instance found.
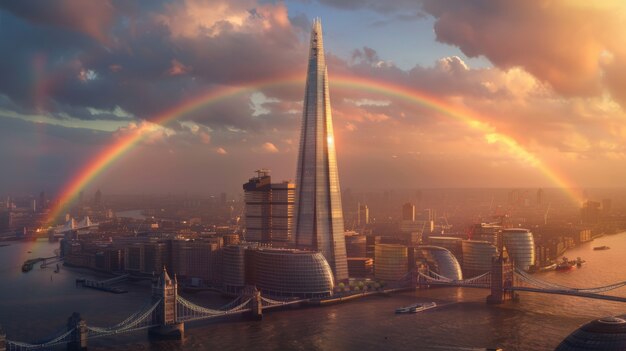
[294,19,348,281]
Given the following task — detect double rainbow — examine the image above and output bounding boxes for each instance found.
[45,73,583,224]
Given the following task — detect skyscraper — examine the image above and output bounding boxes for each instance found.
[243,169,295,244]
[294,19,348,281]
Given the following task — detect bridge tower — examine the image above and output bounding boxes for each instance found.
[486,248,517,304]
[149,267,184,339]
[243,285,263,320]
[66,312,88,351]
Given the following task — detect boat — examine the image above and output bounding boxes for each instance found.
[22,263,32,272]
[27,251,32,253]
[556,257,575,271]
[396,302,437,314]
[575,257,586,267]
[593,245,610,250]
[538,263,557,272]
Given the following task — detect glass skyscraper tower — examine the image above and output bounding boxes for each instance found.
[294,19,348,281]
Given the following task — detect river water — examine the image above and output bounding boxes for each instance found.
[1,234,625,351]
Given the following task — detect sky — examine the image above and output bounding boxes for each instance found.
[1,0,626,197]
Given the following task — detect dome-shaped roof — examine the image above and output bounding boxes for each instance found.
[554,315,626,350]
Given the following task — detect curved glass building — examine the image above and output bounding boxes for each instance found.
[428,236,463,264]
[414,245,463,280]
[502,228,535,271]
[245,248,335,298]
[461,240,498,277]
[555,315,626,350]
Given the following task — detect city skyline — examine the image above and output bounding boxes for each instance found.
[2,2,626,199]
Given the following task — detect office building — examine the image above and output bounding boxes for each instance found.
[345,234,366,258]
[374,243,408,281]
[170,239,222,286]
[357,203,369,227]
[414,245,463,280]
[293,19,348,280]
[502,228,535,271]
[461,240,498,277]
[243,169,295,244]
[402,203,415,222]
[245,248,335,298]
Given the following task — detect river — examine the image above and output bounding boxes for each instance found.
[0,234,624,350]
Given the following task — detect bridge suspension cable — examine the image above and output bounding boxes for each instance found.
[514,268,626,294]
[6,327,76,350]
[86,300,160,337]
[418,270,491,287]
[176,295,252,322]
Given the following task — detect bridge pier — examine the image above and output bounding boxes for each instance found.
[487,249,518,305]
[0,325,6,351]
[67,312,88,351]
[149,267,184,340]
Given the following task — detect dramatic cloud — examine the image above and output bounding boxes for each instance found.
[0,0,118,44]
[421,0,626,105]
[2,0,626,194]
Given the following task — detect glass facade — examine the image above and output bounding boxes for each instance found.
[294,19,348,281]
[414,245,463,280]
[428,236,463,264]
[245,248,335,298]
[555,315,626,351]
[461,240,499,277]
[374,244,408,281]
[502,228,535,271]
[243,171,295,243]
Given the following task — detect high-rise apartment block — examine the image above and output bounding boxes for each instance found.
[243,169,295,244]
[357,203,369,227]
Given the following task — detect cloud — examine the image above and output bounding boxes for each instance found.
[261,142,279,153]
[0,0,118,44]
[421,0,626,105]
[166,59,191,76]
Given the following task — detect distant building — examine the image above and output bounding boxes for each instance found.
[123,241,168,275]
[243,169,295,244]
[170,239,222,286]
[581,200,601,224]
[461,240,498,277]
[501,228,535,271]
[222,243,256,295]
[374,243,408,281]
[347,257,374,278]
[345,234,366,258]
[602,198,612,214]
[357,203,369,226]
[428,236,463,264]
[402,203,415,222]
[414,245,462,280]
[471,223,502,246]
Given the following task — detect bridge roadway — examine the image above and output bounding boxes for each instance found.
[508,287,626,303]
[418,269,626,303]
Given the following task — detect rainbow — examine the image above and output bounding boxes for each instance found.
[46,73,583,224]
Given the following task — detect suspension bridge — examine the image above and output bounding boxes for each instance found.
[0,269,305,351]
[415,252,626,304]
